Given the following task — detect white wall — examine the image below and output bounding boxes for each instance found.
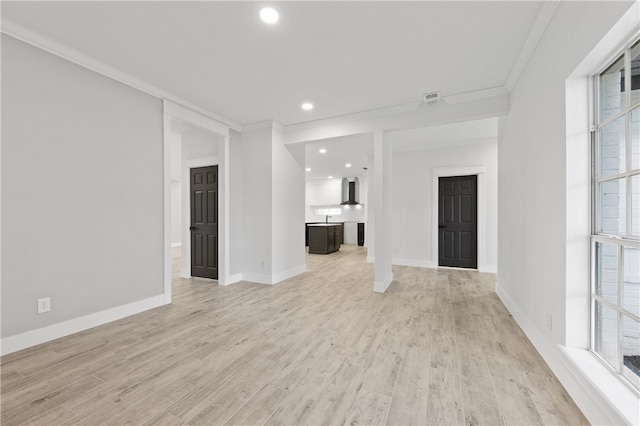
[1,35,164,339]
[228,130,244,276]
[271,126,306,279]
[499,0,632,347]
[241,127,273,279]
[497,1,638,424]
[391,141,498,270]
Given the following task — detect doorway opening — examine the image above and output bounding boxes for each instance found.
[164,100,231,294]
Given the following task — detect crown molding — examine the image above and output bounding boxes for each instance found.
[1,18,242,132]
[504,0,560,92]
[241,120,285,133]
[441,86,508,105]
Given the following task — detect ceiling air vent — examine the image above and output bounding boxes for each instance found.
[422,91,441,104]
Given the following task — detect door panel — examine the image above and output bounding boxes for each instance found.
[191,166,218,279]
[438,175,477,268]
[443,231,455,259]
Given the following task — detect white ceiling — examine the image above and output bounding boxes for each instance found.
[2,1,543,127]
[303,117,497,180]
[305,133,372,181]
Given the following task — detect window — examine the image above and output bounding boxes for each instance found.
[592,37,640,393]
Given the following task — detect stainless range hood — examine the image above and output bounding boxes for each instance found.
[341,177,360,205]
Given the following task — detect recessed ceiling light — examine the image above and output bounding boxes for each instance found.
[305,167,311,172]
[260,7,279,24]
[302,102,314,111]
[319,149,327,154]
[328,176,333,179]
[345,163,352,167]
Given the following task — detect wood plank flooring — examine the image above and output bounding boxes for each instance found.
[1,245,588,425]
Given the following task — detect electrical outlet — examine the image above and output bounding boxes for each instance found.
[260,260,266,269]
[37,297,51,314]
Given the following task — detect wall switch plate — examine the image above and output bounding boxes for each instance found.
[546,314,552,331]
[37,297,51,314]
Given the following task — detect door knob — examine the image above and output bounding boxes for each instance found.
[438,225,446,229]
[189,226,197,231]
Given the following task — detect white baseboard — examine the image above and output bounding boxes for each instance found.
[374,273,393,293]
[272,264,306,284]
[393,257,437,268]
[242,265,307,285]
[496,284,636,426]
[1,294,169,356]
[219,273,243,286]
[243,265,306,285]
[367,256,437,269]
[480,263,497,273]
[170,242,182,248]
[242,272,274,285]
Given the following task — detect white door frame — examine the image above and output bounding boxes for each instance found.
[163,100,232,301]
[432,165,487,272]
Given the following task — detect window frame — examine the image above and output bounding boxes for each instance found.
[590,35,640,395]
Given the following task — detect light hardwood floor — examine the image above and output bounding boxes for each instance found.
[1,245,588,425]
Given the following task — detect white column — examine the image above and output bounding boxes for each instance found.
[373,130,393,293]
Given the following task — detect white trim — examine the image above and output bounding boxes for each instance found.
[1,19,241,132]
[219,273,243,286]
[171,242,182,248]
[242,120,284,133]
[242,273,276,285]
[374,273,394,293]
[392,258,437,268]
[432,165,488,271]
[218,134,231,286]
[496,284,638,426]
[162,111,173,303]
[272,264,307,284]
[242,265,306,285]
[443,86,508,105]
[481,264,497,274]
[504,1,560,92]
[0,294,169,356]
[164,101,231,137]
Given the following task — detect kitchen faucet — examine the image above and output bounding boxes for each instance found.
[325,215,331,223]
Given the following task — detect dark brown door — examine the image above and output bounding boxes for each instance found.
[190,166,218,279]
[438,175,477,268]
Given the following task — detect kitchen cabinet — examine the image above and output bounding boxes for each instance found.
[306,222,343,246]
[308,224,341,254]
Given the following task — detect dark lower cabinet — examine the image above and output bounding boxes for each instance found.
[357,222,365,246]
[306,222,343,246]
[308,224,341,254]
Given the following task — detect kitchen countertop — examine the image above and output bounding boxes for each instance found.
[307,223,342,227]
